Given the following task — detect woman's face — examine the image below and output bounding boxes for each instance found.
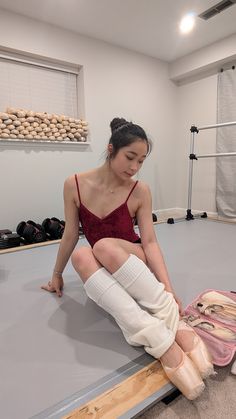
[110,139,148,179]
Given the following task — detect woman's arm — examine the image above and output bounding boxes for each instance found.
[41,176,80,296]
[136,183,175,294]
[53,176,80,274]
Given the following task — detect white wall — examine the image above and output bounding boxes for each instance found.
[0,9,178,230]
[176,75,217,213]
[171,34,236,214]
[170,33,236,83]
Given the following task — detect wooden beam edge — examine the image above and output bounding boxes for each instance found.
[0,238,61,254]
[63,360,170,419]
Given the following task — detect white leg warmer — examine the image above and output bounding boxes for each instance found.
[84,268,175,358]
[113,254,179,336]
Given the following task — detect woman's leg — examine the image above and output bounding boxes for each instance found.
[92,241,192,366]
[71,246,177,357]
[93,239,179,334]
[92,237,147,273]
[92,239,213,380]
[71,245,205,399]
[72,246,182,362]
[71,246,102,282]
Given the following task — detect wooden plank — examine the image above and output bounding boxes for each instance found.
[63,361,169,419]
[0,239,61,254]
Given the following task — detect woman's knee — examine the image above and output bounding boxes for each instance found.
[93,238,118,264]
[71,246,102,281]
[71,246,93,272]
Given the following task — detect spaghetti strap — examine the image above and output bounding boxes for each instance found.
[74,174,81,204]
[125,180,138,203]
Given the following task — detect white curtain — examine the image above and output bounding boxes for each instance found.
[216,67,236,217]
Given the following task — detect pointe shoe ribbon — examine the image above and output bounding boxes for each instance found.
[198,291,236,309]
[161,350,205,400]
[195,291,236,325]
[178,320,215,379]
[184,315,236,342]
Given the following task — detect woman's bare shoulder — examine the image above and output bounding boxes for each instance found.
[65,170,97,188]
[135,180,151,195]
[64,175,76,191]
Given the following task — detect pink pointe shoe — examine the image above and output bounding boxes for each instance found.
[179,320,215,379]
[161,349,205,400]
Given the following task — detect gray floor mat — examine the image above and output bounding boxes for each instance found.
[0,219,235,418]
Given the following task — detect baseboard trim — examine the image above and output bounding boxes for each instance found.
[153,208,218,218]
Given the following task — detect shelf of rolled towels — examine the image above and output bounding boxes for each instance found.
[0,107,88,143]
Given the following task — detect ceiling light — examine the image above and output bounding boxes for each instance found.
[179,13,195,34]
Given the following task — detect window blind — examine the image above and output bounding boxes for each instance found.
[0,58,78,117]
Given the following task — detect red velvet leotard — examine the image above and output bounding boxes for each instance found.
[75,174,140,247]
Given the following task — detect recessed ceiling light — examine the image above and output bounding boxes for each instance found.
[179,13,195,34]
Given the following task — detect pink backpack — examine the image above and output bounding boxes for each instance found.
[184,290,236,366]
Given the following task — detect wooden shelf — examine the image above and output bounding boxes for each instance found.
[0,138,90,147]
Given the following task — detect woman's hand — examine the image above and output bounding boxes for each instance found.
[41,273,64,297]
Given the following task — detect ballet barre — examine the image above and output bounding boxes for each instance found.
[167,120,236,224]
[195,152,236,159]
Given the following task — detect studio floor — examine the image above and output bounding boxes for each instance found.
[0,218,235,419]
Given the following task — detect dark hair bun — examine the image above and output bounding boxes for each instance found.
[110,117,129,133]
